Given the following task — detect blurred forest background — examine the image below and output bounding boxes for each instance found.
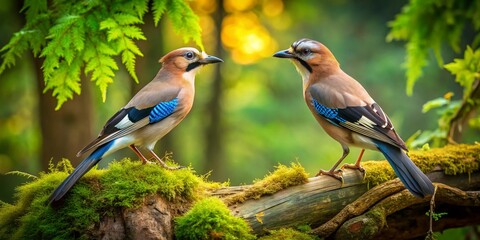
[0,0,478,237]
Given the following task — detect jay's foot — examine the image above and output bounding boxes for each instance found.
[315,169,344,183]
[341,163,366,179]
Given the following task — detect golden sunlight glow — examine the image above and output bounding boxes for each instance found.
[199,15,217,47]
[262,0,284,17]
[221,13,277,64]
[224,0,257,13]
[192,0,217,14]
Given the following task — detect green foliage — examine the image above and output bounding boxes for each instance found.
[167,0,203,51]
[426,211,448,221]
[175,197,255,240]
[389,0,480,147]
[387,0,480,95]
[0,158,203,239]
[0,0,204,109]
[411,94,460,148]
[444,47,480,98]
[412,47,480,147]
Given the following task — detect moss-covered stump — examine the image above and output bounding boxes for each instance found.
[0,158,207,239]
[0,144,479,240]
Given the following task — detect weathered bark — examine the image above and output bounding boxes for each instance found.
[88,196,192,240]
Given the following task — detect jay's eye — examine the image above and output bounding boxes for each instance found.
[185,51,195,60]
[302,49,311,55]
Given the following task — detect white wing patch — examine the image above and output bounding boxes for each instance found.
[115,115,134,129]
[357,115,376,129]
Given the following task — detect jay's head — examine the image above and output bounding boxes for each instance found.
[273,39,339,77]
[160,47,223,74]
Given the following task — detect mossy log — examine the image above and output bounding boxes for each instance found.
[1,144,479,239]
[211,144,480,239]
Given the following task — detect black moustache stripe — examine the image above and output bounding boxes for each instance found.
[296,57,312,73]
[186,62,201,72]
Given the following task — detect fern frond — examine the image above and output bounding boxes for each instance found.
[100,13,145,83]
[152,0,168,26]
[5,171,38,180]
[1,0,204,109]
[167,0,204,50]
[0,31,30,74]
[22,0,48,22]
[84,41,118,102]
[44,57,83,110]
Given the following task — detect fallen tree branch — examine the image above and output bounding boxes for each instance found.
[210,144,480,238]
[216,170,480,237]
[332,184,480,239]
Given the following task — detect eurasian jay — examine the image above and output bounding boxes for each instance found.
[273,38,434,198]
[48,48,223,204]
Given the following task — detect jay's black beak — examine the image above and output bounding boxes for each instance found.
[198,55,223,64]
[273,49,294,58]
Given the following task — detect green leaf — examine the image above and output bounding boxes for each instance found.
[152,0,168,26]
[388,0,478,95]
[84,41,118,102]
[0,0,204,109]
[167,0,204,50]
[405,39,428,96]
[422,97,449,113]
[43,58,83,110]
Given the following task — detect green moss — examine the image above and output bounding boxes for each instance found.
[100,159,201,207]
[362,160,396,188]
[409,144,480,175]
[225,163,309,205]
[175,197,255,240]
[363,143,480,188]
[0,158,204,239]
[258,228,318,240]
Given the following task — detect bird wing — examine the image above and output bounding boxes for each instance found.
[309,84,407,150]
[77,86,181,156]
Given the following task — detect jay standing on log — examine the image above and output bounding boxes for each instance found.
[274,38,434,198]
[48,48,223,205]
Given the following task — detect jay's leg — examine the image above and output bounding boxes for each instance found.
[147,149,184,170]
[342,149,366,177]
[129,144,151,164]
[315,144,349,181]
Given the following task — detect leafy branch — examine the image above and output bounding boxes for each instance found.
[0,0,204,110]
[387,0,480,96]
[388,0,480,147]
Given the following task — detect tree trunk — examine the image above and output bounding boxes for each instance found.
[35,58,94,170]
[204,0,226,180]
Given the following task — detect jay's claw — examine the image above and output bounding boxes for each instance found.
[342,163,366,180]
[316,169,344,183]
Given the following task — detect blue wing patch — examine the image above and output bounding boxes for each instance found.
[149,98,179,123]
[312,98,346,124]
